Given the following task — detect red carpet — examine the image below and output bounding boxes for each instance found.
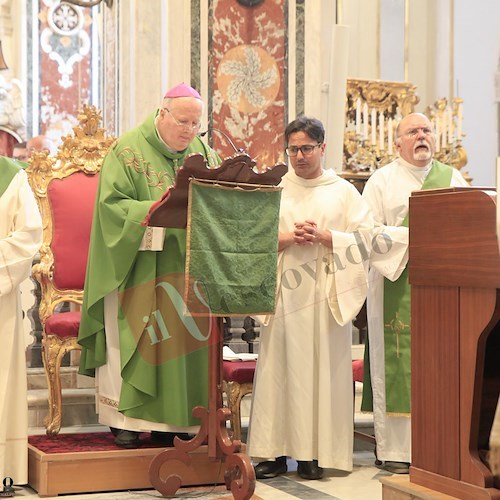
[28,432,165,453]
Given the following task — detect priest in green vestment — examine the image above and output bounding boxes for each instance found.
[78,83,221,448]
[361,113,469,473]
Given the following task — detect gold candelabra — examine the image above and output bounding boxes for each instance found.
[343,78,468,174]
[343,78,419,171]
[346,134,397,172]
[424,97,467,170]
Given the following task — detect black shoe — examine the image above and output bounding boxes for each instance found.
[150,431,190,446]
[254,456,287,479]
[297,459,324,480]
[114,429,141,449]
[383,461,410,474]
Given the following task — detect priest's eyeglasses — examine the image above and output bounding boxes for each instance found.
[285,143,322,157]
[164,108,202,132]
[401,127,434,138]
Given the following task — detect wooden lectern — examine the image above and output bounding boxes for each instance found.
[408,187,500,500]
[146,152,286,500]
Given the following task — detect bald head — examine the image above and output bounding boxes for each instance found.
[395,113,430,138]
[27,135,53,155]
[395,113,436,167]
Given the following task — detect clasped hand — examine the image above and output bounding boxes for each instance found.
[294,220,319,245]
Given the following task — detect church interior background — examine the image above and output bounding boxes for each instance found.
[0,0,499,498]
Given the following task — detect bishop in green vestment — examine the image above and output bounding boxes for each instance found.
[78,83,221,448]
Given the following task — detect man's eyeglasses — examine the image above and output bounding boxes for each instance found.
[401,127,434,138]
[163,108,202,132]
[285,143,322,157]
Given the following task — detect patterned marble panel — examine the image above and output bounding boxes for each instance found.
[191,0,201,91]
[103,6,117,137]
[33,1,95,147]
[208,0,288,169]
[295,0,305,116]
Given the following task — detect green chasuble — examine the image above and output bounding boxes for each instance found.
[383,160,453,414]
[0,157,23,197]
[78,111,221,426]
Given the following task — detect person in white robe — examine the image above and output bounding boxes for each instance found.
[247,116,374,480]
[361,113,469,474]
[0,157,42,484]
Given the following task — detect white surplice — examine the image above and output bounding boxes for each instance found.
[362,158,469,463]
[96,290,200,435]
[247,169,373,471]
[97,228,196,434]
[0,169,42,484]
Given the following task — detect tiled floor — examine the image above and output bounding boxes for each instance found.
[12,449,389,499]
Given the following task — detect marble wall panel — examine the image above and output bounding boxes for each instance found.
[31,0,96,147]
[208,0,288,169]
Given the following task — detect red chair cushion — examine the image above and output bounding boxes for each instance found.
[49,172,99,290]
[45,311,81,339]
[223,360,256,385]
[352,359,364,383]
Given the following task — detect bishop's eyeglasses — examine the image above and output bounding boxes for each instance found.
[164,108,202,132]
[285,143,323,157]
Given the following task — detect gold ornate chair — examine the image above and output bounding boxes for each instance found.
[26,105,115,436]
[223,359,256,441]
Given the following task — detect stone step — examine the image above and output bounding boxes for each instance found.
[27,365,99,433]
[28,386,100,434]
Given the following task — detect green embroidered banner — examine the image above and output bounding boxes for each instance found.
[185,179,281,316]
[383,160,454,414]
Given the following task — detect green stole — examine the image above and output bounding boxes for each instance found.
[0,157,22,197]
[384,160,453,413]
[362,160,454,414]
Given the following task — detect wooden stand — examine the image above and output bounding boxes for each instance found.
[409,187,500,500]
[28,443,226,497]
[146,153,285,500]
[148,319,255,499]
